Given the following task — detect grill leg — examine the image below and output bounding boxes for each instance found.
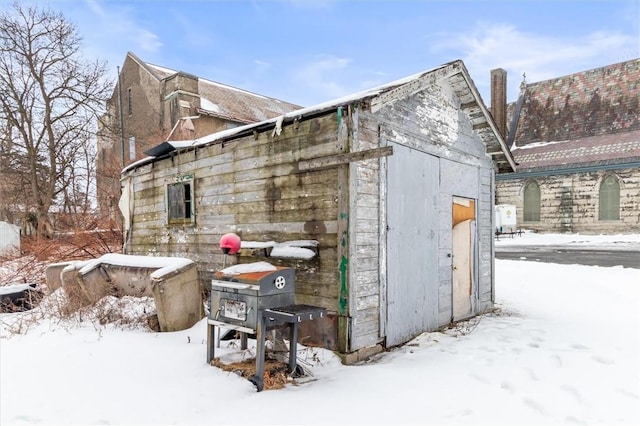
[249,314,266,392]
[288,323,299,375]
[206,323,216,363]
[240,332,248,350]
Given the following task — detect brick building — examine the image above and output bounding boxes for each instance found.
[96,52,301,224]
[493,59,640,234]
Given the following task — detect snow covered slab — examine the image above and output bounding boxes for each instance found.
[51,254,202,332]
[0,283,36,296]
[77,253,194,279]
[240,240,319,259]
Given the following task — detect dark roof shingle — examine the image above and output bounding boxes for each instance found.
[515,59,640,147]
[145,62,302,124]
[511,129,640,170]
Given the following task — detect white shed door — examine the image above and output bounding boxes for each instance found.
[452,218,473,320]
[386,142,439,347]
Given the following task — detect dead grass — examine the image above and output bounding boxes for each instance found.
[0,228,122,288]
[211,357,293,390]
[0,229,158,337]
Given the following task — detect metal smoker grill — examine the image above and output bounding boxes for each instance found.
[206,265,325,391]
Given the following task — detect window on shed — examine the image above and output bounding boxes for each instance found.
[523,181,541,222]
[167,178,194,225]
[599,175,620,221]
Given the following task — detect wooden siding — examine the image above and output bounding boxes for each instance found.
[125,113,346,349]
[348,107,382,350]
[348,83,497,351]
[496,167,640,234]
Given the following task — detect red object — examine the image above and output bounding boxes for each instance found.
[219,233,241,254]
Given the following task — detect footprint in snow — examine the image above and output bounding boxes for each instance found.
[468,372,491,384]
[550,353,563,368]
[523,397,548,416]
[523,366,539,381]
[591,355,615,365]
[500,381,516,394]
[560,384,588,405]
[570,343,589,350]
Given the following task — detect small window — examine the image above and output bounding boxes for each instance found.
[128,136,136,160]
[523,181,541,222]
[599,175,620,221]
[127,88,133,115]
[168,178,194,225]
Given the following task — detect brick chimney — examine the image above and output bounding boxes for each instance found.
[490,68,507,140]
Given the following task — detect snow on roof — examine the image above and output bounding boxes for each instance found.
[77,254,194,279]
[512,140,568,150]
[146,63,177,77]
[199,97,221,113]
[122,62,452,174]
[220,261,277,275]
[198,76,269,100]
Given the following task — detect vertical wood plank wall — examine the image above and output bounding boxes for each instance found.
[125,114,345,349]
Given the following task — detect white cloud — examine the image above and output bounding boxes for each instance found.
[253,59,271,72]
[84,0,105,17]
[60,1,163,56]
[429,22,639,102]
[136,29,162,53]
[286,0,337,10]
[170,10,214,50]
[294,55,353,99]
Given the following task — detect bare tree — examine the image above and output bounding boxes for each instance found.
[0,3,112,239]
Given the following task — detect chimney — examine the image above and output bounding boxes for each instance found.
[490,68,507,140]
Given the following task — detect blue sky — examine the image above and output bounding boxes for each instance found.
[7,0,640,106]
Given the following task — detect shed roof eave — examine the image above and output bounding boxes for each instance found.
[455,62,517,172]
[496,159,640,179]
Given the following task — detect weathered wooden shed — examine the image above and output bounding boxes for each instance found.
[120,59,516,362]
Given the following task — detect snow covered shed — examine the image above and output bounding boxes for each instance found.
[120,59,516,362]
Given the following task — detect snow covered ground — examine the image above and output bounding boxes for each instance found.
[1,233,638,425]
[495,230,640,250]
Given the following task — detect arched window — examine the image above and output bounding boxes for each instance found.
[523,181,541,222]
[599,175,620,220]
